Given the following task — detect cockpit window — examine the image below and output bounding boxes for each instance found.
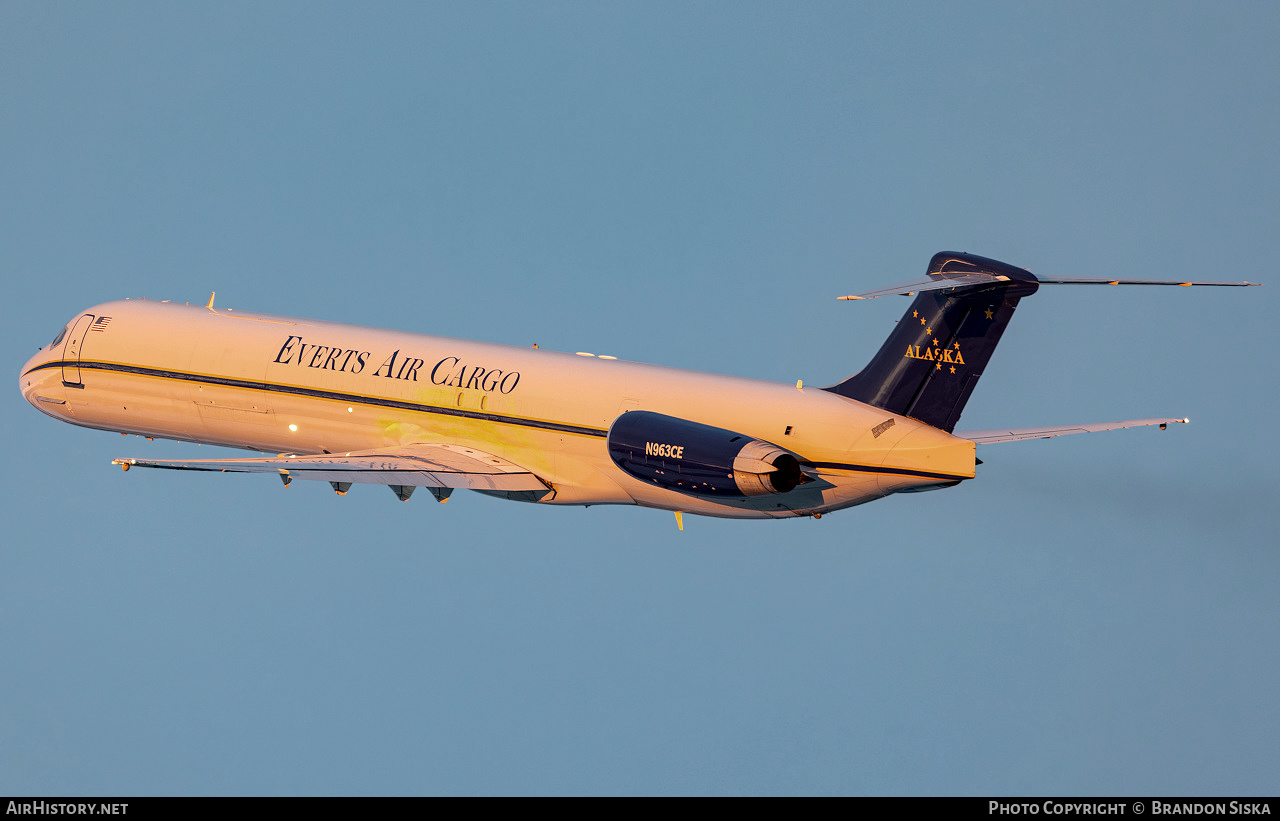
[51,325,68,348]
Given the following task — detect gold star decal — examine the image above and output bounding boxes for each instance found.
[925,327,932,335]
[912,310,918,318]
[984,307,994,320]
[920,317,926,325]
[932,338,939,346]
[935,362,941,370]
[950,365,956,374]
[953,342,960,350]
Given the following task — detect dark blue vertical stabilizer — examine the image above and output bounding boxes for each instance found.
[824,252,1040,432]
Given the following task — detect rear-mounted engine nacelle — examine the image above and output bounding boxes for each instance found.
[607,411,808,498]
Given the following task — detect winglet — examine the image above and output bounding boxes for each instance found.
[206,292,216,309]
[675,511,684,531]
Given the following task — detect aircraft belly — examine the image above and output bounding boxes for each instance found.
[606,463,888,519]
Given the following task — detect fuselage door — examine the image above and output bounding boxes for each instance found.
[61,314,95,387]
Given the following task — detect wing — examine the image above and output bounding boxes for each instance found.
[112,443,549,492]
[955,417,1188,445]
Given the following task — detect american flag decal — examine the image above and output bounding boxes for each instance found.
[90,316,112,332]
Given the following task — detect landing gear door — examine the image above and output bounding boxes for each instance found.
[61,314,94,387]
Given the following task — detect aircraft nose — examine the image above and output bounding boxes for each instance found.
[20,350,41,398]
[19,347,65,413]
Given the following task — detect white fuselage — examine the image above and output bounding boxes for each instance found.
[20,300,975,519]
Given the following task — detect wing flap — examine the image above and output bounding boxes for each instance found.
[112,443,550,491]
[956,417,1188,445]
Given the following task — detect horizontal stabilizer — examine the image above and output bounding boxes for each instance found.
[840,274,1262,300]
[956,417,1188,445]
[112,443,550,492]
[1035,276,1261,287]
[838,273,1012,300]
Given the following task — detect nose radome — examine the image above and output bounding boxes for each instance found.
[19,348,64,412]
[20,350,41,400]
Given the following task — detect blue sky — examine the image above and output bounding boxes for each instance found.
[3,2,1277,795]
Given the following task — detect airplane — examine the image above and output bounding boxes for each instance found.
[18,252,1260,525]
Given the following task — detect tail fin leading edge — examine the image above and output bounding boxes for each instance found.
[824,252,1039,432]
